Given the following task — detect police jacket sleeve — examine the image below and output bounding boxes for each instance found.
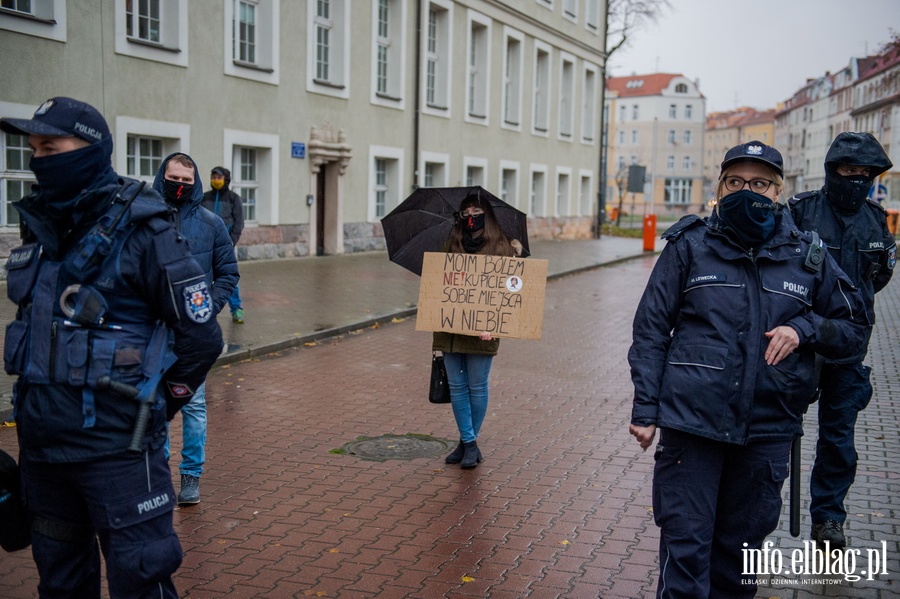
[210,216,240,315]
[139,225,224,415]
[628,241,686,426]
[873,224,895,294]
[782,251,868,360]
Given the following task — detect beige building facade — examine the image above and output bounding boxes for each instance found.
[703,108,775,204]
[0,0,607,261]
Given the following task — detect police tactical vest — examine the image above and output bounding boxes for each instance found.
[4,181,177,427]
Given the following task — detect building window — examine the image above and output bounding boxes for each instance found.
[466,13,490,121]
[558,55,575,138]
[530,168,546,215]
[632,104,639,120]
[424,1,451,112]
[632,130,638,145]
[581,64,597,142]
[685,104,693,119]
[1,132,34,227]
[235,0,256,63]
[667,129,676,144]
[502,30,523,127]
[307,0,347,96]
[675,83,688,93]
[579,172,592,215]
[617,156,625,170]
[618,130,625,145]
[126,135,164,180]
[374,158,388,217]
[669,104,676,119]
[683,130,692,145]
[533,43,551,133]
[372,0,405,105]
[619,105,627,122]
[2,0,34,14]
[666,155,675,170]
[585,0,599,31]
[370,146,403,220]
[126,0,160,43]
[500,165,519,208]
[225,0,277,83]
[466,165,484,187]
[233,147,258,222]
[682,155,691,170]
[556,170,570,215]
[665,178,692,205]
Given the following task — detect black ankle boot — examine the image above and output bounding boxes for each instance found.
[445,441,465,464]
[460,440,482,469]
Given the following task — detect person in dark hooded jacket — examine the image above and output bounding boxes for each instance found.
[629,141,868,599]
[154,152,239,506]
[789,132,896,549]
[202,166,246,323]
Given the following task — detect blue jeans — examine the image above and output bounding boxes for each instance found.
[652,428,791,599]
[442,352,493,443]
[227,284,243,313]
[164,382,207,477]
[810,362,873,524]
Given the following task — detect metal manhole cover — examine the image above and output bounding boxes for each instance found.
[337,434,453,462]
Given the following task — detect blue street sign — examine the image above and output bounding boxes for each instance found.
[291,142,306,159]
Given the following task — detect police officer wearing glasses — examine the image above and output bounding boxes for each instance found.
[1,97,223,598]
[629,141,867,598]
[789,132,895,549]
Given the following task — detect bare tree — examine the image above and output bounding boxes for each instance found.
[606,0,671,57]
[614,164,629,227]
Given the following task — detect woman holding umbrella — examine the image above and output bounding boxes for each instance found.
[436,190,523,469]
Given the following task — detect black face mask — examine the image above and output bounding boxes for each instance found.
[163,179,195,204]
[825,169,873,213]
[717,189,776,249]
[29,137,116,208]
[463,213,485,232]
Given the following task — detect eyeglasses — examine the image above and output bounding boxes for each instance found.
[459,208,484,218]
[723,176,774,193]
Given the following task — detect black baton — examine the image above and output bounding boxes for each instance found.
[97,376,151,453]
[790,435,801,537]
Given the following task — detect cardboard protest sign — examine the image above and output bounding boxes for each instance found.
[416,252,547,340]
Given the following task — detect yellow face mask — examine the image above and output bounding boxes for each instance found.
[210,179,225,190]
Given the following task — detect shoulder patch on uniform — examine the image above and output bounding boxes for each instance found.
[662,214,704,241]
[888,245,896,271]
[166,381,194,399]
[6,244,38,270]
[183,281,213,323]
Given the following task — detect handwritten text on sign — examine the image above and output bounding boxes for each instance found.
[416,252,547,340]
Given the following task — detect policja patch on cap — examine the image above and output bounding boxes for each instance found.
[720,140,784,178]
[0,97,110,143]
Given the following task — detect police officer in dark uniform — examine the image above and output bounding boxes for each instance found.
[1,97,223,598]
[629,141,868,598]
[789,132,895,549]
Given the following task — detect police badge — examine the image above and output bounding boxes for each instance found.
[184,281,213,323]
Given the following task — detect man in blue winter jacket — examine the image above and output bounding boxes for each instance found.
[2,97,223,598]
[153,152,239,505]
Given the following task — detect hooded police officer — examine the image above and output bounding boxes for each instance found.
[1,97,223,598]
[789,132,896,550]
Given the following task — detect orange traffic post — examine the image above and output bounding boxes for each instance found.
[643,214,657,252]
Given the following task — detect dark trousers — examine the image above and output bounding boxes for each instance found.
[809,362,872,525]
[652,428,791,599]
[20,447,182,599]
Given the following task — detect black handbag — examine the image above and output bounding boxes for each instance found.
[429,352,451,404]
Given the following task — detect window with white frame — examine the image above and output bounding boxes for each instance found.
[114,0,186,65]
[632,105,639,119]
[668,104,677,119]
[585,0,599,31]
[533,43,551,134]
[581,64,596,142]
[683,130,692,145]
[500,164,519,208]
[502,29,523,128]
[420,151,448,187]
[685,104,693,119]
[617,156,625,170]
[665,178,692,205]
[1,0,65,42]
[370,146,403,220]
[682,155,691,170]
[667,129,676,144]
[223,129,278,224]
[579,172,592,215]
[562,0,577,20]
[424,1,451,113]
[224,0,277,83]
[675,83,688,93]
[558,55,575,139]
[617,130,625,145]
[619,105,627,122]
[126,0,160,43]
[1,132,33,227]
[372,0,405,104]
[465,160,486,187]
[307,0,347,97]
[466,13,490,122]
[233,147,259,222]
[630,155,637,165]
[530,166,546,216]
[632,130,638,145]
[666,155,675,170]
[556,170,571,215]
[126,135,164,181]
[423,163,440,187]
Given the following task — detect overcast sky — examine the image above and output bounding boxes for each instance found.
[607,0,899,113]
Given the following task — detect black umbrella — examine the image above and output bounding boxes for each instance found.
[381,186,529,275]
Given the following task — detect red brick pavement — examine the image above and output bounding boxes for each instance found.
[2,256,898,598]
